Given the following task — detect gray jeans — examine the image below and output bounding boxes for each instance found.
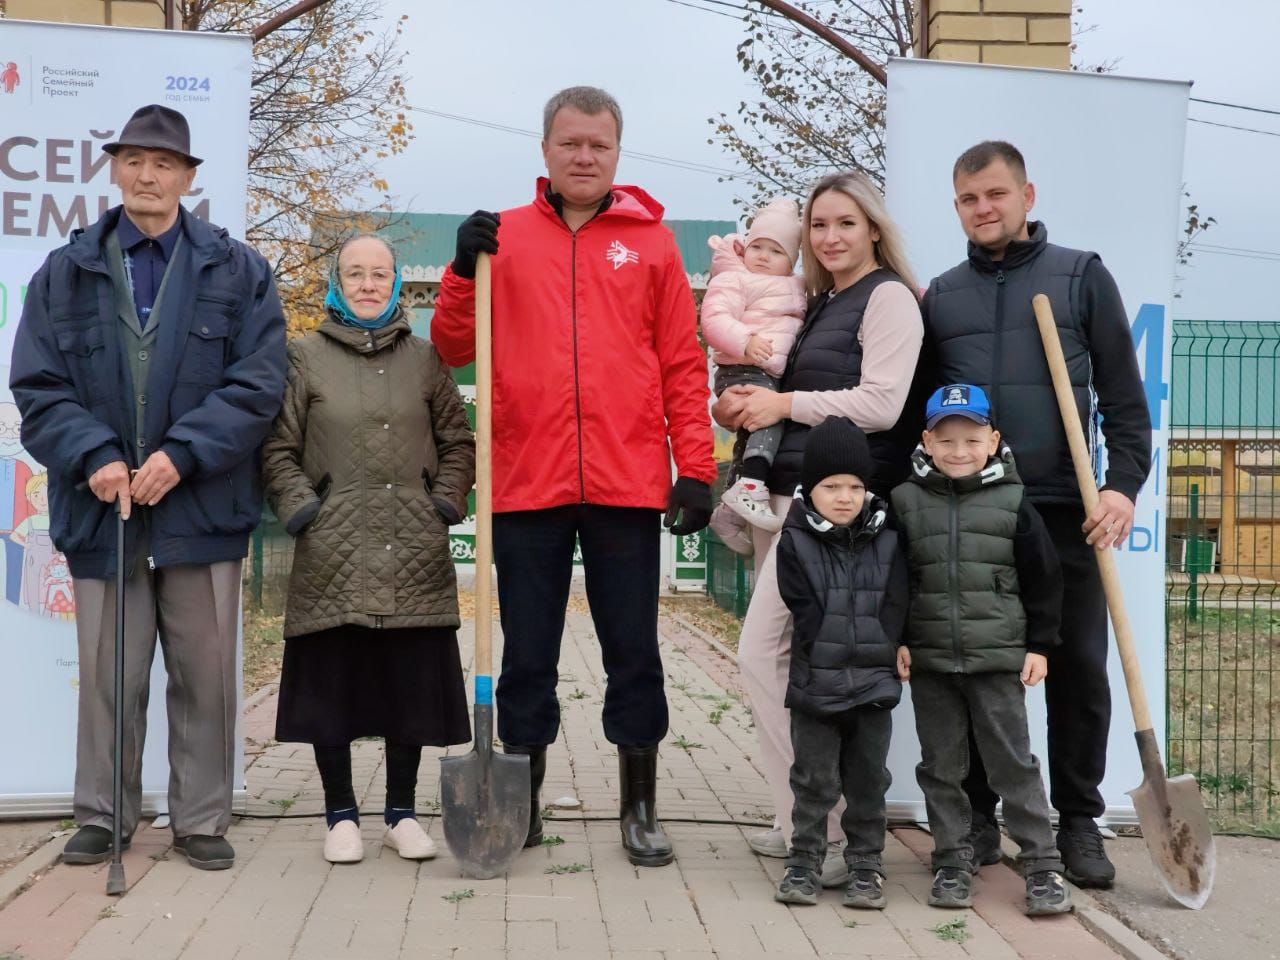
[714,364,784,474]
[786,706,893,874]
[912,671,1063,875]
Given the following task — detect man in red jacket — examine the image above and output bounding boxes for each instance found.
[432,86,716,867]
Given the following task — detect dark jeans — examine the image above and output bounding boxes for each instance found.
[913,671,1062,875]
[714,364,784,474]
[786,706,892,874]
[964,503,1110,826]
[493,505,667,748]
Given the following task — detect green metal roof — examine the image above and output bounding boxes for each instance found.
[1171,320,1280,435]
[327,212,736,278]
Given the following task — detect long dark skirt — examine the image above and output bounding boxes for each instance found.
[275,624,471,746]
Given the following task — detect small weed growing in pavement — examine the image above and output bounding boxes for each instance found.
[422,798,440,812]
[568,688,589,701]
[98,906,119,920]
[545,862,590,875]
[708,698,733,724]
[671,680,691,693]
[843,919,860,929]
[442,889,475,904]
[267,797,296,813]
[931,918,970,943]
[540,835,565,847]
[673,735,703,750]
[57,819,75,831]
[541,805,555,821]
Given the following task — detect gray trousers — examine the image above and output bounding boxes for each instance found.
[912,671,1063,875]
[786,707,893,874]
[714,364,784,471]
[73,560,241,839]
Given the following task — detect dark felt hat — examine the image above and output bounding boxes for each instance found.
[102,104,203,166]
[801,416,874,495]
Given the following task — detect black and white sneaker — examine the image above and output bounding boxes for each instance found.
[775,865,820,905]
[843,869,887,909]
[1025,870,1073,916]
[1057,825,1116,888]
[928,867,973,908]
[967,812,1003,867]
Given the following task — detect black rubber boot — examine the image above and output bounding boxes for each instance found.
[504,745,547,848]
[618,745,674,867]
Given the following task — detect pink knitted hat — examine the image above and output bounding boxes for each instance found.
[745,197,802,266]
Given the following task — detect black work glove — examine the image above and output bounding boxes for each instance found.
[452,210,500,279]
[663,477,712,537]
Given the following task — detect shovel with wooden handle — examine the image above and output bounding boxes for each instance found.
[1033,293,1215,909]
[439,252,531,879]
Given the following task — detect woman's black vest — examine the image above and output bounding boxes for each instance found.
[769,269,911,498]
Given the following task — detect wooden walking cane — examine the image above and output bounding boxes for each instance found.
[439,253,531,879]
[1033,293,1215,909]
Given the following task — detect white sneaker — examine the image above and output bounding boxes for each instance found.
[747,827,788,858]
[820,840,850,888]
[721,478,783,533]
[710,502,754,556]
[323,820,364,863]
[383,818,437,860]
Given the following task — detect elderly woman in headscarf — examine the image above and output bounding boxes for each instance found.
[263,233,475,864]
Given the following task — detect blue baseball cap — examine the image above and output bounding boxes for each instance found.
[925,384,993,430]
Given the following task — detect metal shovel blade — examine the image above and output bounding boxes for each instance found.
[1127,734,1217,909]
[439,706,530,879]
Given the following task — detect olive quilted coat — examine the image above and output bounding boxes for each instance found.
[262,313,475,638]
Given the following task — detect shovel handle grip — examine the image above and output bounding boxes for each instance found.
[473,253,494,697]
[1032,294,1153,733]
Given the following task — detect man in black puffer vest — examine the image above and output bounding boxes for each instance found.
[921,141,1152,888]
[773,416,908,910]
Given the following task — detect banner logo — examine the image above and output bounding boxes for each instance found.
[1,62,19,95]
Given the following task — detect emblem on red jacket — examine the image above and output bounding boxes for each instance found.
[605,240,639,270]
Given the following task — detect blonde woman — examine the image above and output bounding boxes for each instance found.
[713,172,924,892]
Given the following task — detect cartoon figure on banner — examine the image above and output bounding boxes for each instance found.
[1,62,19,95]
[41,553,76,621]
[11,472,69,618]
[0,402,35,605]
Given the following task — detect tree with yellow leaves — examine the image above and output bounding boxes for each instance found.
[178,0,412,331]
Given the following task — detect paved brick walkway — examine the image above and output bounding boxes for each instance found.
[0,606,1125,959]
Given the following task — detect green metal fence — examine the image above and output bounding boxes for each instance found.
[1167,321,1280,834]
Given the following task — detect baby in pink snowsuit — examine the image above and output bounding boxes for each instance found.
[701,198,807,543]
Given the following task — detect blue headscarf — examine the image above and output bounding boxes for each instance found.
[325,236,404,329]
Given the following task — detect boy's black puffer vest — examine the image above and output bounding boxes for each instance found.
[770,269,908,498]
[890,445,1027,674]
[923,222,1098,504]
[779,493,903,716]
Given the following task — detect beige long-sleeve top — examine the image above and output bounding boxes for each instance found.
[788,280,923,432]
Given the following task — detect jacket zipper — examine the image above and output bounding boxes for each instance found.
[991,268,1006,421]
[569,230,586,501]
[948,485,962,672]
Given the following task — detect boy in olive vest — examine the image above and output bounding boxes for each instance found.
[891,385,1072,917]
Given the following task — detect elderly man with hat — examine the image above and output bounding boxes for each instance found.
[9,105,287,869]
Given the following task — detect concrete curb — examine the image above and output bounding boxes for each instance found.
[0,831,68,911]
[242,679,279,714]
[663,610,739,664]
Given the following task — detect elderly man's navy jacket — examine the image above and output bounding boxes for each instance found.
[9,205,287,579]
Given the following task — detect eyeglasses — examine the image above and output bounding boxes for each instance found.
[340,269,396,286]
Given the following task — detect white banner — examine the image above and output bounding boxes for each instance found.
[0,19,252,815]
[884,58,1187,823]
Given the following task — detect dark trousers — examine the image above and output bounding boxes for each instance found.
[493,504,667,748]
[965,503,1111,825]
[914,672,1062,875]
[786,707,892,874]
[313,742,422,811]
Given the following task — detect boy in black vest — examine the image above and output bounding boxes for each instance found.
[891,385,1071,916]
[773,416,908,910]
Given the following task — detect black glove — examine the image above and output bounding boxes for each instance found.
[431,495,463,526]
[452,210,500,279]
[663,477,712,537]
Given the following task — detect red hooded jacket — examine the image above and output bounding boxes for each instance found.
[432,180,716,514]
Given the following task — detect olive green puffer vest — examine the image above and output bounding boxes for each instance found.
[890,446,1027,674]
